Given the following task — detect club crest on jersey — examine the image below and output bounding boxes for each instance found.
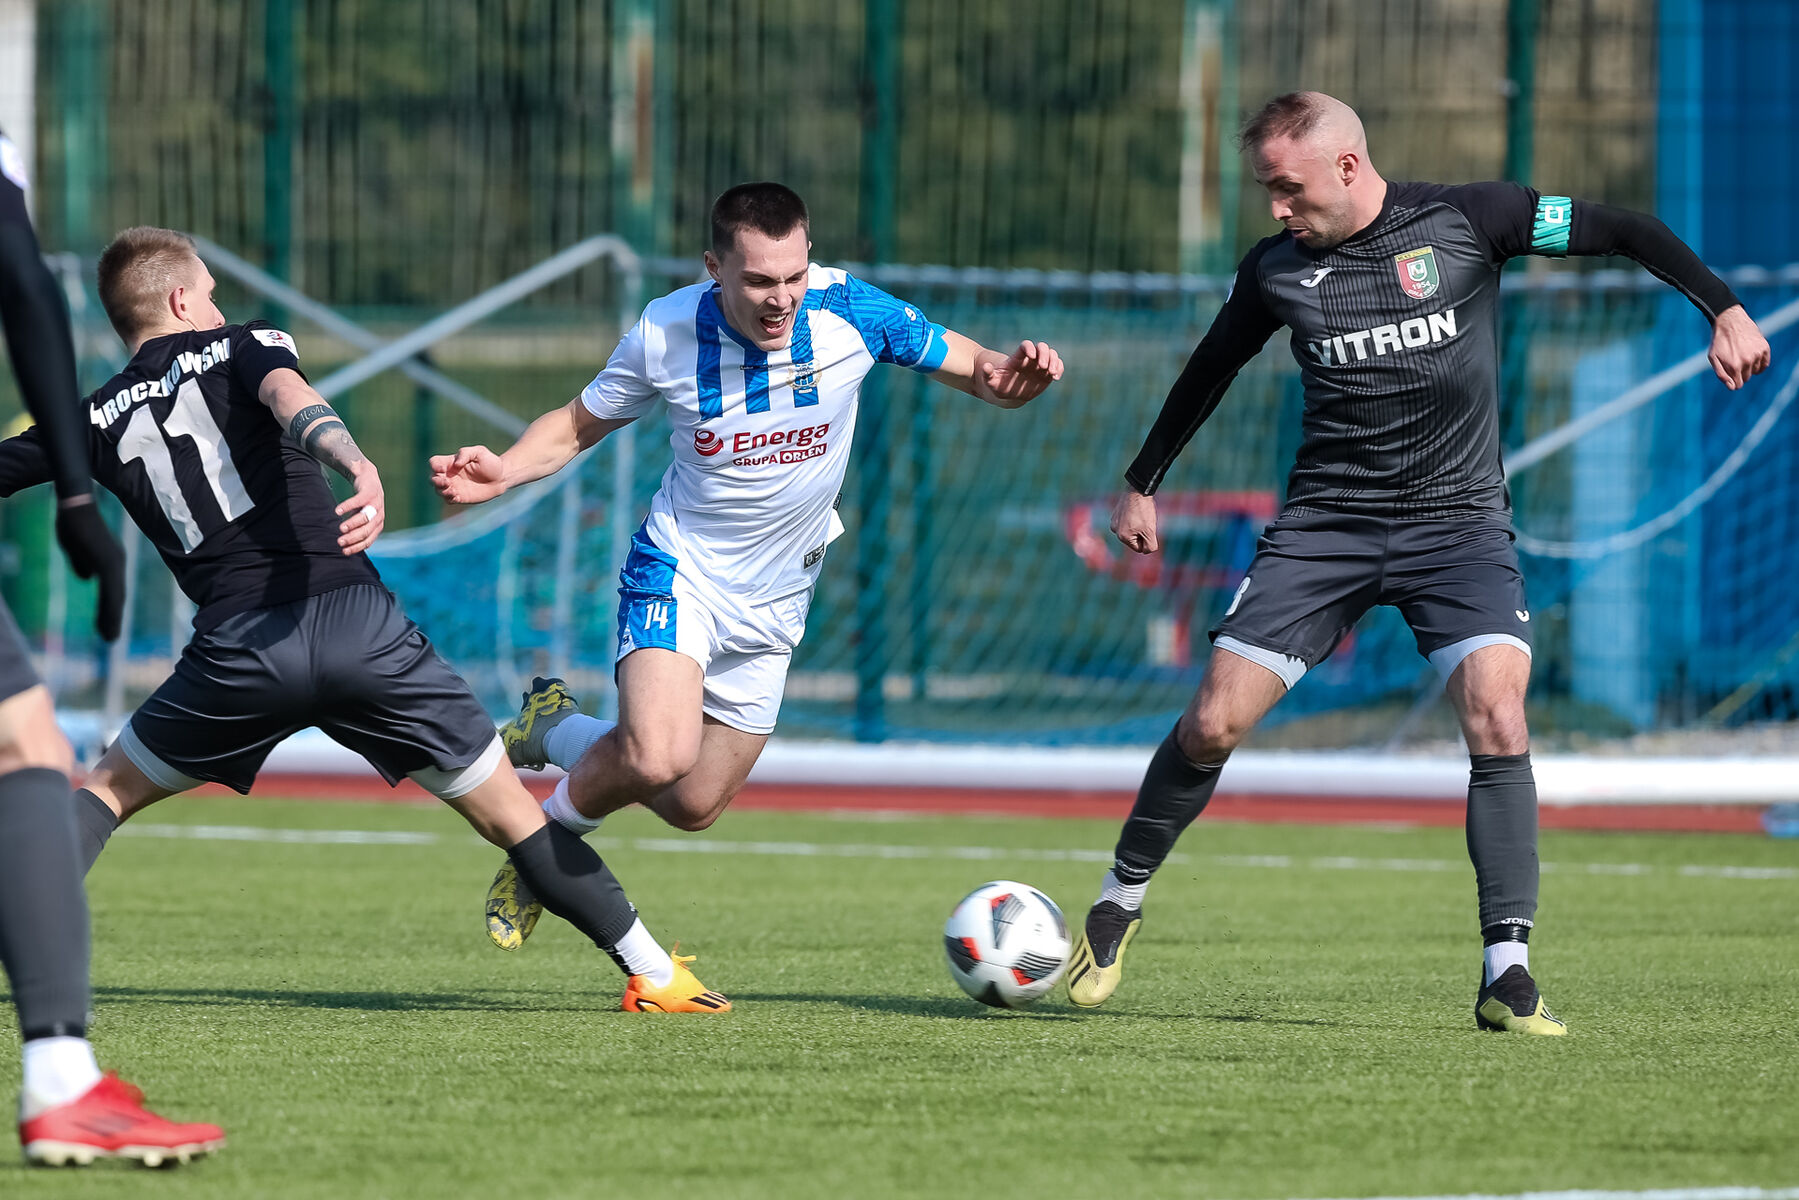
[1394,246,1440,300]
[693,429,725,457]
[788,360,819,401]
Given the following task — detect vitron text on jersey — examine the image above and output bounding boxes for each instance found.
[1304,309,1459,368]
[89,335,232,429]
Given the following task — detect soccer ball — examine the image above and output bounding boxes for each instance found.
[942,881,1072,1008]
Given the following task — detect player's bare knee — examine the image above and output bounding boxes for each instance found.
[1175,712,1241,764]
[618,743,698,792]
[1458,699,1529,755]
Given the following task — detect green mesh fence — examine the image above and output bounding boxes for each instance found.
[5,253,1799,746]
[13,0,1799,747]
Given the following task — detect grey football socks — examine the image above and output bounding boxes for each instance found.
[74,787,119,875]
[0,768,91,1040]
[1110,728,1225,888]
[505,822,640,973]
[1466,751,1540,943]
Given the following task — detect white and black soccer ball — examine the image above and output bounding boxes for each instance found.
[943,880,1072,1009]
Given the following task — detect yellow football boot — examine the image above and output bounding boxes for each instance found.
[500,676,579,770]
[622,949,731,1013]
[1065,901,1142,1008]
[1475,965,1568,1035]
[484,859,542,952]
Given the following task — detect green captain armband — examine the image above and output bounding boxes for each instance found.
[1531,195,1572,256]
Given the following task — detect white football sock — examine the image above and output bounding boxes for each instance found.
[1484,941,1529,985]
[20,1037,102,1119]
[542,777,603,836]
[542,714,617,772]
[1098,869,1148,913]
[614,919,674,987]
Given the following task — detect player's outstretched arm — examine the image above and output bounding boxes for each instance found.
[930,331,1064,409]
[430,399,629,506]
[1555,199,1770,389]
[259,367,385,555]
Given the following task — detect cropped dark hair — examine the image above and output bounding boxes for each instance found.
[710,182,809,255]
[1237,92,1329,153]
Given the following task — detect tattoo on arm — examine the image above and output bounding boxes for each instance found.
[285,400,367,481]
[302,419,367,482]
[286,403,337,445]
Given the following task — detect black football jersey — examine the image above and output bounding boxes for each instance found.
[0,322,378,629]
[1130,182,1585,519]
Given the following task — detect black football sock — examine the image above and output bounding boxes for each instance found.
[74,788,119,875]
[0,768,91,1040]
[505,823,639,974]
[1467,752,1539,938]
[1110,728,1225,888]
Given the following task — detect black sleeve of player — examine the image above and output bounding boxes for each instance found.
[228,319,306,401]
[0,426,54,498]
[1123,240,1285,496]
[1567,201,1742,322]
[0,158,95,502]
[1437,181,1541,267]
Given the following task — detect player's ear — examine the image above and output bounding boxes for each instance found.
[703,250,721,283]
[1338,151,1359,185]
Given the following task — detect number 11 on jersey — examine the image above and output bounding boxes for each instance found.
[115,377,254,552]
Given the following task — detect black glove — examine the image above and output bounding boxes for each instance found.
[54,497,126,642]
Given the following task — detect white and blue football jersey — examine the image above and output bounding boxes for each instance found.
[582,265,949,601]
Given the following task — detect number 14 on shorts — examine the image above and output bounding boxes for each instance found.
[621,594,679,655]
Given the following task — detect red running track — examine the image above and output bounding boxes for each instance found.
[220,774,1770,835]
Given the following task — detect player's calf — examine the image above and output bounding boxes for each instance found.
[503,823,729,1011]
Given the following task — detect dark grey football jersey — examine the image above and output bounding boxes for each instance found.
[1130,181,1576,519]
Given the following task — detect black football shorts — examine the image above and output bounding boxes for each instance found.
[1210,511,1532,684]
[120,584,499,795]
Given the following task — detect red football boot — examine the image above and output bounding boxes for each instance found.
[20,1073,224,1167]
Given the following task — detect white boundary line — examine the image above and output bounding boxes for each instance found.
[115,824,1798,881]
[1308,1190,1799,1200]
[53,716,1799,805]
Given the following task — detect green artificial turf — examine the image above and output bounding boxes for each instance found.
[5,795,1796,1198]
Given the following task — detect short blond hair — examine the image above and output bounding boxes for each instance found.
[97,226,201,341]
[1238,91,1365,155]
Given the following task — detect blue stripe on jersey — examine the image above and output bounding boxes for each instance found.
[788,308,820,408]
[705,288,774,413]
[696,294,724,420]
[743,347,770,413]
